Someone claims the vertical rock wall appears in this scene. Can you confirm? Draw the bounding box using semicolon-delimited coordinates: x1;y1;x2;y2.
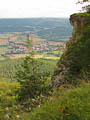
51;13;90;87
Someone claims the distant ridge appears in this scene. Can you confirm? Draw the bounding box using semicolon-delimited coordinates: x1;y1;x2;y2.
0;18;72;42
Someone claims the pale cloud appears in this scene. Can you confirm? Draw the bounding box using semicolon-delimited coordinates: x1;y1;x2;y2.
0;0;82;18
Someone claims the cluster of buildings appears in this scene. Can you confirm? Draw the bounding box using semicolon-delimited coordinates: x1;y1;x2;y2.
0;33;66;56
7;42;65;54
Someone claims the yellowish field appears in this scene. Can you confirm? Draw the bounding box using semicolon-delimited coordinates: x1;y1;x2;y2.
43;56;60;60
0;40;8;45
9;54;43;59
0;48;8;54
0;57;5;60
0;34;9;39
9;54;29;59
5;54;59;60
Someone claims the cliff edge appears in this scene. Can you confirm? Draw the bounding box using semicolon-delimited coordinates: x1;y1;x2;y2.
51;13;90;87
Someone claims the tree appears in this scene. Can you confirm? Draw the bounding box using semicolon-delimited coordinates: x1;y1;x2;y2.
77;0;90;4
77;0;90;13
82;5;90;13
16;35;49;102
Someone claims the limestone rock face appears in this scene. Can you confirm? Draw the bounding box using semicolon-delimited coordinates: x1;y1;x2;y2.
51;13;90;87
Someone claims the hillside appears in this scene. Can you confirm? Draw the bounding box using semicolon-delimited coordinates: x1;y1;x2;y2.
0;18;72;42
51;13;90;87
26;83;90;120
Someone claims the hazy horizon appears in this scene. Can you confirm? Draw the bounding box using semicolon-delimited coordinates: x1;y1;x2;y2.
0;17;69;19
0;0;85;18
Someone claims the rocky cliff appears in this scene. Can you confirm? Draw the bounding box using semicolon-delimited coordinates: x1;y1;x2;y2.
51;13;90;87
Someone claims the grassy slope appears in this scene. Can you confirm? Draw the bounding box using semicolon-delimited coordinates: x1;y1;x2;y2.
25;83;90;120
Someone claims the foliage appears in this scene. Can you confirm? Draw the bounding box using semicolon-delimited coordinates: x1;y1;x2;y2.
82;5;90;13
66;24;90;79
0;58;56;119
74;12;90;17
26;83;90;120
77;0;90;4
16;56;52;102
0;82;21;119
0;58;56;82
77;0;90;13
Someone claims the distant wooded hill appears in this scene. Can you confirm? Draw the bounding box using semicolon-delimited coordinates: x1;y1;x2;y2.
0;18;73;42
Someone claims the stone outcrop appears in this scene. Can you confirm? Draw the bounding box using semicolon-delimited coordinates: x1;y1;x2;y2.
51;13;90;87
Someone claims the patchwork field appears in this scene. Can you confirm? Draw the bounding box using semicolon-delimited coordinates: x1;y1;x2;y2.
0;32;65;60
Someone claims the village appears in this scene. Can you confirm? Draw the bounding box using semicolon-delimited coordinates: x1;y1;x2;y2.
9;42;65;54
0;32;66;58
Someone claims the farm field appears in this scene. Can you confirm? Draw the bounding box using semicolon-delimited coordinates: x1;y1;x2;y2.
0;18;72;60
0;32;65;60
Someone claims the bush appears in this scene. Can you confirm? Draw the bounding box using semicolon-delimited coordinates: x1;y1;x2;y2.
27;83;90;120
0;82;20;119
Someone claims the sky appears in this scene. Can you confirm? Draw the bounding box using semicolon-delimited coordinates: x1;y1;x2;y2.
0;0;84;18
